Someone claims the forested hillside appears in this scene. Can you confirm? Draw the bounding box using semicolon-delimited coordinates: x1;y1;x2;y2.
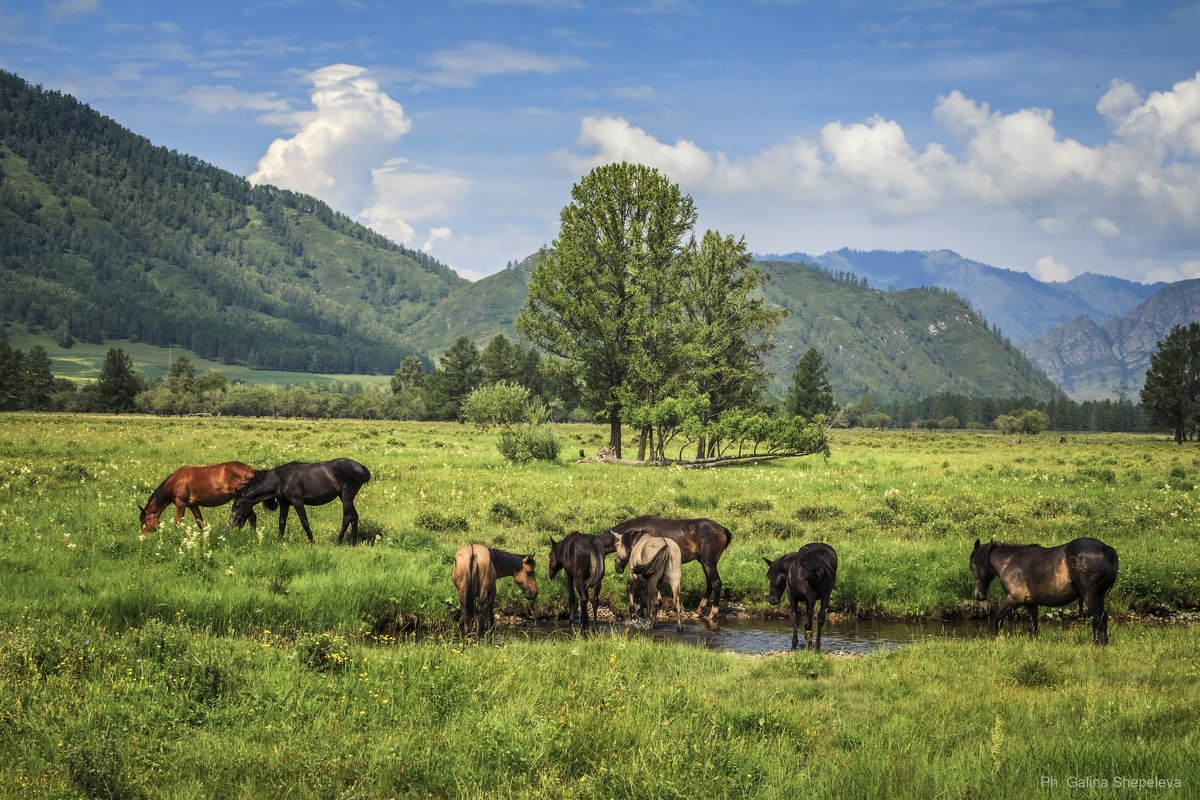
0;71;466;374
1;70;1063;406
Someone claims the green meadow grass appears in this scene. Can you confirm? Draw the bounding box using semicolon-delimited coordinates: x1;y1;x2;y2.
1;414;1198;797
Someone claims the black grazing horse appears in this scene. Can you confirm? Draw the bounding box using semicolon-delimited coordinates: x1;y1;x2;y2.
763;542;838;651
547;531;606;633
231;458;371;544
970;537;1119;645
607;515;731;617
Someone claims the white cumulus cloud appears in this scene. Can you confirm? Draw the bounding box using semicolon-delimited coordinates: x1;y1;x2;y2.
249;64;412;211
566;72;1200;282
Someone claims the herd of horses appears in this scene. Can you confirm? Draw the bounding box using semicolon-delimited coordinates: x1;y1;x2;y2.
138;461;1122;650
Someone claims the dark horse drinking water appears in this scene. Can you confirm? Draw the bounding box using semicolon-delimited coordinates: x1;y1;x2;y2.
139;461;257;535
547;531;605;633
763;542;838;651
231;458;370;544
970;537;1119;645
607;515;731;617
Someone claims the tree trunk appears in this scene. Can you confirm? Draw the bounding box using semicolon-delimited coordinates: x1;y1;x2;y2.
609;408;622;459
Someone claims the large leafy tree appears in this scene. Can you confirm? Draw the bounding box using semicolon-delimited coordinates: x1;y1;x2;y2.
786;346;838;420
517;162;696;457
1140;322;1200;444
677;230;785;458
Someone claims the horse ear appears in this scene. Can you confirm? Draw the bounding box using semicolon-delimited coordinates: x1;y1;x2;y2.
763;557;773;567
973;538;981;550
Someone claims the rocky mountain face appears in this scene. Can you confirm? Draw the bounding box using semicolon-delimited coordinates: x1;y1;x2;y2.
1022;280;1200;400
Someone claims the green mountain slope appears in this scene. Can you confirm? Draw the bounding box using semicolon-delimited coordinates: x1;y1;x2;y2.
1;70;1060;404
0;70;466;375
407;254;1059;406
755;259;1059;403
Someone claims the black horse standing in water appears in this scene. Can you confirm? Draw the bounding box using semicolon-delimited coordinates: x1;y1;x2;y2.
547;531;605;633
763;542;838;651
970;537;1119;645
232;458;371;544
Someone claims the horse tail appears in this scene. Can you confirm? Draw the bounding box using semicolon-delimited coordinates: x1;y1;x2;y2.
584;549;606;591
633;546;669;579
465;552;480;622
333;459;371;485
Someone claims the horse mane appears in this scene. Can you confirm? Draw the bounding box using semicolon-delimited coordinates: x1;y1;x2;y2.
795;547;834;580
148;479;173;508
489;548;532;573
238;464;291;497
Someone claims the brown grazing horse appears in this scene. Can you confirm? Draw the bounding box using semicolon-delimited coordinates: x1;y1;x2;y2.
452;545;538;637
970;537;1119;645
139;461;256;535
614;534;683;633
764;542;839;652
547;531;606;633
608;515;731;617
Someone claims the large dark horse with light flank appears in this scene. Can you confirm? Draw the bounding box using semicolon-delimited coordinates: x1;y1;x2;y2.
606;515;731;617
970;537;1119;645
231;458;371;544
139;461;256;535
763;542;839;651
548;531;606;633
452;545;538;637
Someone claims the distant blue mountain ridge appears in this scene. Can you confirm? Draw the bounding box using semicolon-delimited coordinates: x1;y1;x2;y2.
760;248;1194;401
762;248;1164;345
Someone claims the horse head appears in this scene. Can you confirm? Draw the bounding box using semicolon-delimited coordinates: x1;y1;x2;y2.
969;539;996;601
763;556;788;605
515;553;539;602
613;529;643;573
138;503;160;535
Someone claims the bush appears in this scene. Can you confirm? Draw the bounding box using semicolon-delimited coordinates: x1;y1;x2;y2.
498;424;561;463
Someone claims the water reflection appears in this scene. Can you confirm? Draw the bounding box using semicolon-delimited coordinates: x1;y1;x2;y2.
497;616;993;655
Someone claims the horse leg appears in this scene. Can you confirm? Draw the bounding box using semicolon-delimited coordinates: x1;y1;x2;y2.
1094;608;1109;645
814;593;829;652
646;578;659;631
992;596;1018;636
789;596;801;651
292;503;315;543
672;581;682;633
566;575;579;630
802;596;816;651
277;504;291;540
1084;589;1109;645
336;498;359;545
189;506;204;529
1027;604;1040;637
696;561;722;618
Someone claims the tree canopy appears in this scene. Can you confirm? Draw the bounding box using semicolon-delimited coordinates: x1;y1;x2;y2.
517;162;697;458
1140;322;1200;443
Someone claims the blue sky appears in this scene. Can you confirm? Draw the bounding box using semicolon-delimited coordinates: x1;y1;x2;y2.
3;1;1199;284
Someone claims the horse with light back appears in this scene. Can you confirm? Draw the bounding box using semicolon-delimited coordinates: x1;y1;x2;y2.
607;515;731;617
452;545;538;637
614;532;683;632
